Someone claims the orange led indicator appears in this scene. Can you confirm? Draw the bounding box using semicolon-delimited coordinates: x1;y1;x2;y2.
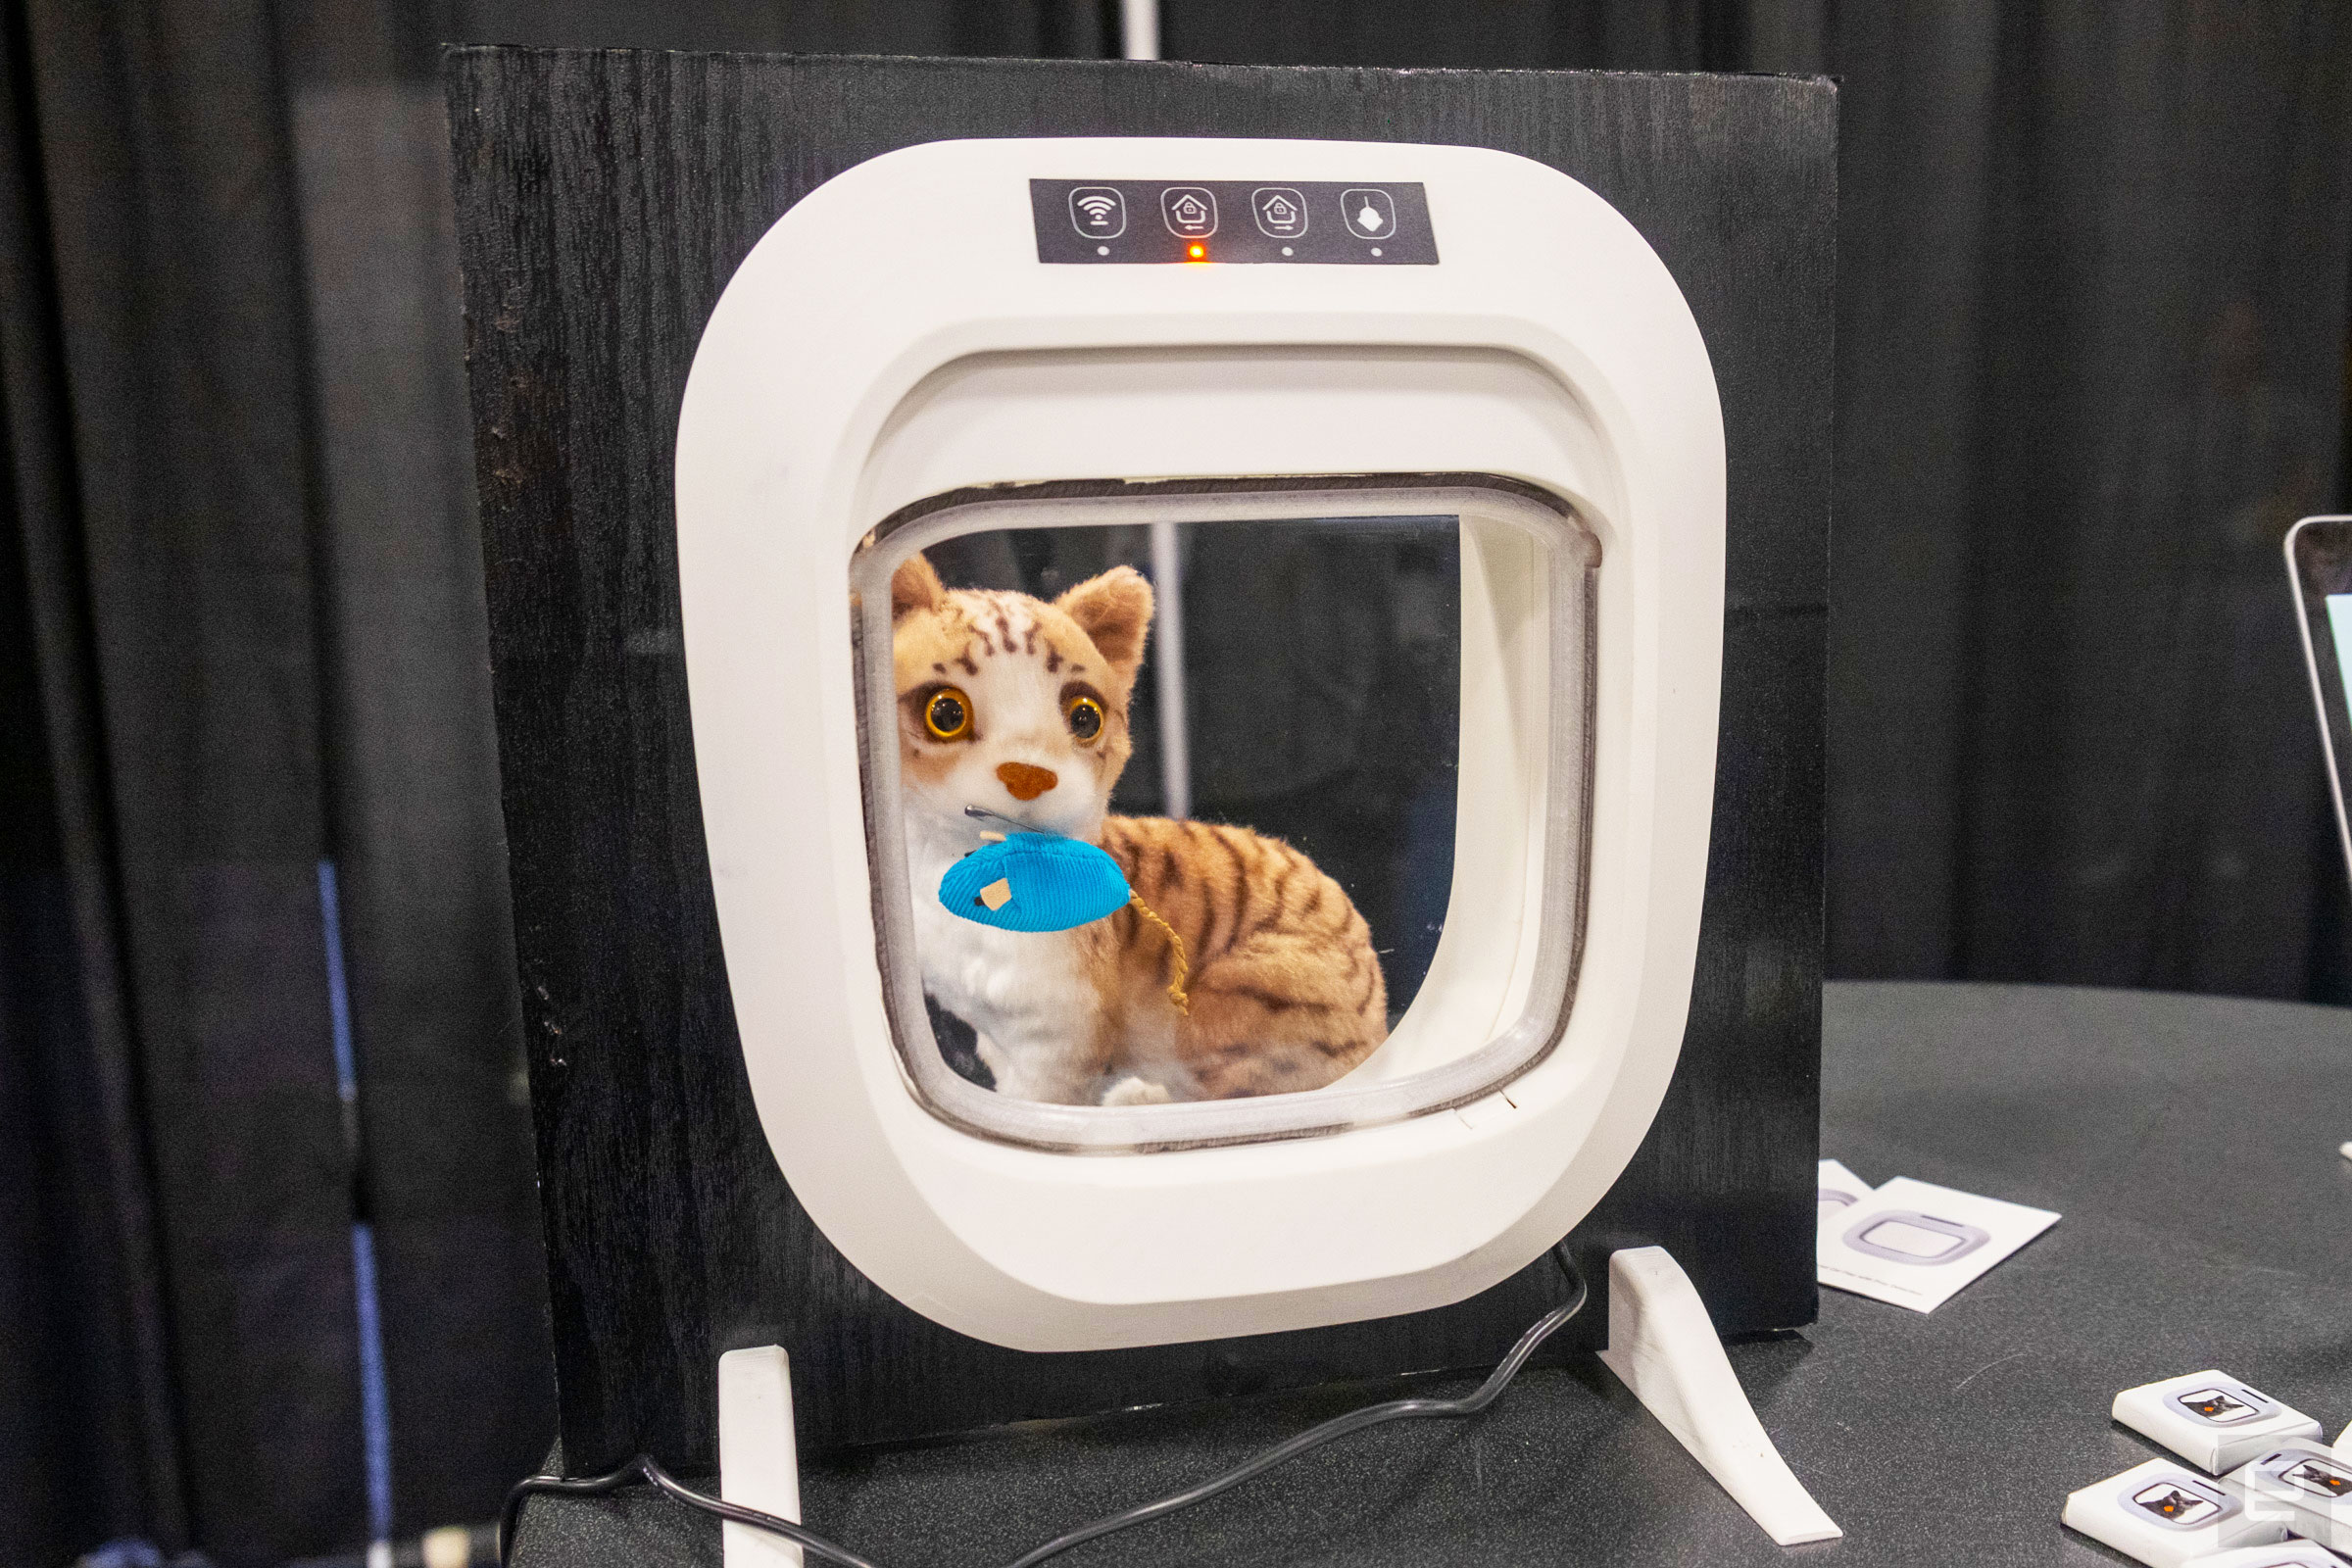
1187;243;1207;261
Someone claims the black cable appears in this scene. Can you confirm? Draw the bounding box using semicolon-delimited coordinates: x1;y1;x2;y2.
499;1249;1587;1568
498;1455;884;1568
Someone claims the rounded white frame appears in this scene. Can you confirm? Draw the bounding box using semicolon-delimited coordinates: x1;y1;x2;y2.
675;137;1725;1351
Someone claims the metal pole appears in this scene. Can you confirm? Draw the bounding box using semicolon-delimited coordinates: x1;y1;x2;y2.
1149;520;1192;819
1121;0;1189;819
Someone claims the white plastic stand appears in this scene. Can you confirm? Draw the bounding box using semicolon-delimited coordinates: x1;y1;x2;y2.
1597;1247;1842;1545
719;1347;804;1568
717;1249;1838;1561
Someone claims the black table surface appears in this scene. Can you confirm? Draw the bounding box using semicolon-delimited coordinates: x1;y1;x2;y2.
511;982;2352;1566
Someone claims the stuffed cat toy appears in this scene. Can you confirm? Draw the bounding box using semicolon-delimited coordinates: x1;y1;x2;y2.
890;552;1388;1106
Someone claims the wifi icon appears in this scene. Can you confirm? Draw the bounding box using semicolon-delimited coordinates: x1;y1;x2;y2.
1067;186;1127;239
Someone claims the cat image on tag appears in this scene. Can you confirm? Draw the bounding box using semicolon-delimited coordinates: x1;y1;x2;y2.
2281;1458;2352;1498
2130;1480;2226;1527
2175;1386;2265;1425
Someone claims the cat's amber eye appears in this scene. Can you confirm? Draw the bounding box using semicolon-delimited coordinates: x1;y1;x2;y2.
1063;694;1105;743
924;687;972;741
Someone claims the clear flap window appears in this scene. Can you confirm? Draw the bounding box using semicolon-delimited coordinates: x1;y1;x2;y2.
853;479;1596;1152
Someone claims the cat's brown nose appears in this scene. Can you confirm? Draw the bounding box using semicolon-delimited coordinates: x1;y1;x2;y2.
997;761;1057;801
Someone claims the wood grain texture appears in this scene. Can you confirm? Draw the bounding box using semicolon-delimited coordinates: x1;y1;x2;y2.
446;49;1833;1473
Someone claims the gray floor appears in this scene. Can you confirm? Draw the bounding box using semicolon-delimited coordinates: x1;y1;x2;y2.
513;982;2352;1565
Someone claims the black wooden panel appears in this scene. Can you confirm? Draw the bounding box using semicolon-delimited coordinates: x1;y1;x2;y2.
446;49;1834;1472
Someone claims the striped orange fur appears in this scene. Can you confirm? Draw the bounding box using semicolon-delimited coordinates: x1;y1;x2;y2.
890;551;1388;1105
1087;816;1388;1100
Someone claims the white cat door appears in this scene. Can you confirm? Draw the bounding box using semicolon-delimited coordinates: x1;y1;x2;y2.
675;137;1723;1349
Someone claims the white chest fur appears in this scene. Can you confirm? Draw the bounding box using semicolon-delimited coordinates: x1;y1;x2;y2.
904;815;1104;1103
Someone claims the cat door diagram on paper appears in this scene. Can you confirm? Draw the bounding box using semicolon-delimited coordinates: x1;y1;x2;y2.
1843;1211;1991;1265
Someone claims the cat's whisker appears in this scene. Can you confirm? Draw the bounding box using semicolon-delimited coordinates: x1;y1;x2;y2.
964;804;1051;838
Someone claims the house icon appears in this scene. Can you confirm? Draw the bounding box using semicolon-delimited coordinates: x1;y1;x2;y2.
1252;186;1309;238
1160;186;1218;236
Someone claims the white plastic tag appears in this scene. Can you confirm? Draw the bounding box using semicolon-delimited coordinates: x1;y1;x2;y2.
2231;1442;2352;1552
2063;1458;2283;1567
2178;1544;2351;1566
1817;1175;2058;1313
2114;1371;2324;1475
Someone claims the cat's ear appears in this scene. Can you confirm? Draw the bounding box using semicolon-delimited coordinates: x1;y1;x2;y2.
890;552;947;620
1056;565;1153;685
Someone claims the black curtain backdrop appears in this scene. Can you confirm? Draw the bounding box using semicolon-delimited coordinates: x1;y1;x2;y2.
2;1;2346;1564
5;3;359;1565
1162;0;2352;994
